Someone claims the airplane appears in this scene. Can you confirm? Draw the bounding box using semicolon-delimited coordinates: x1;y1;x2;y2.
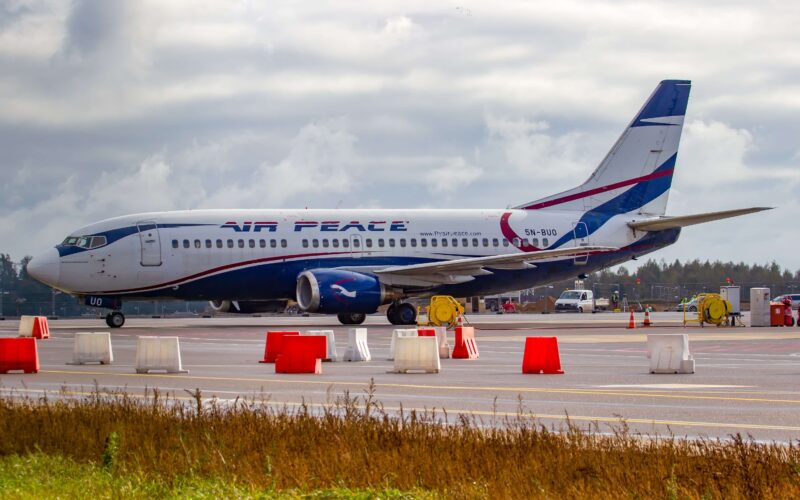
26;80;769;328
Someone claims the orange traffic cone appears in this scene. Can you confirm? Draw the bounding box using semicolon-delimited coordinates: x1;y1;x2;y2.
626;308;636;329
643;306;652;327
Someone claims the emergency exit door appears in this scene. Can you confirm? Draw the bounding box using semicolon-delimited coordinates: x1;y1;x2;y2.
137;221;162;266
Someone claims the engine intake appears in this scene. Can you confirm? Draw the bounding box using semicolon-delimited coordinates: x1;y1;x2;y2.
296;269;401;314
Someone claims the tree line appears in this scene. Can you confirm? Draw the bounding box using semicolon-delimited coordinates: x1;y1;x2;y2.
2;253;799;317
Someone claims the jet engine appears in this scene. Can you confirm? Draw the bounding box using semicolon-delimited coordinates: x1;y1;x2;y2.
296;269;402;314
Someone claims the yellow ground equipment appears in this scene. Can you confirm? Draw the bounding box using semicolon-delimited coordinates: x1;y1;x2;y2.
422;295;465;327
683;293;732;326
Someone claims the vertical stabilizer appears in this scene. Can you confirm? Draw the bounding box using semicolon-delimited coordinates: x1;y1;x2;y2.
517;80;691;216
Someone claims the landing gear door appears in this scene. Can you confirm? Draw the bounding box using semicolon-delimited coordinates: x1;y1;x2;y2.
572;221;589;265
136;221;162;266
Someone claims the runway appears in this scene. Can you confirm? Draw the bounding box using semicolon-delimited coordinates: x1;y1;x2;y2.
2;312;800;442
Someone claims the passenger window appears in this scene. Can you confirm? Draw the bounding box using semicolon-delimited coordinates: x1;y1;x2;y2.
581;293;587;300
431;239;437;247
238;239;244;248
531;238;538;246
472;238;478;247
523;238;530;247
378;239;385;248
542;238;549;247
366;238;372;248
183;240;190;249
513;237;521;246
389;238;395;247
259;239;266;248
333;239;340;248
482;238;489;247
400;239;406;247
343;239;349;248
502;238;509;247
227;239;233;248
312;239;319;248
205;239;212;248
281;239;287;248
249;239;255;248
353;239;360;248
492;238;499;247
270;239;277;248
421;238;427;247
410;238;417;247
194;240;201;248
216;239;223;248
322;239;329;248
172;240;179;249
302;239;309;248
462;238;468;247
441;239;447;247
452;238;458;247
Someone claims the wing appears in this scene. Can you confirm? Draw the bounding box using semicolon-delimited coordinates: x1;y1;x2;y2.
373;245;617;287
628;207;772;232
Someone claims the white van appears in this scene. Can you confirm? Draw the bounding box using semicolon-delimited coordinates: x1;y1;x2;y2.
554;290;595;313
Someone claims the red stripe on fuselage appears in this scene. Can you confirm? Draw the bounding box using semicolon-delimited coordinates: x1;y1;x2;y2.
521;168;674;210
91;251;352;295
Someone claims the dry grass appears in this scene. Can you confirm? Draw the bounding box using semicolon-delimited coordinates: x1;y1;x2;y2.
0;383;799;499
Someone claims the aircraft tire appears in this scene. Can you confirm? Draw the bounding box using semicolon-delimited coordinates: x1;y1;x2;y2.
106;311;125;328
337;312;366;325
395;303;417;325
386;303;400;325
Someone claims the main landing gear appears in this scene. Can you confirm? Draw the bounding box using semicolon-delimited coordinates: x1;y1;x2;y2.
105;311;125;328
337;312;366;325
387;302;417;325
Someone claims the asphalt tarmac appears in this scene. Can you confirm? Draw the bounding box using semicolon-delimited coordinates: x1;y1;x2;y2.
2;312;800;442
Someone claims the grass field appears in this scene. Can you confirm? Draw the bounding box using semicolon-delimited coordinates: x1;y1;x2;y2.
1;384;799;499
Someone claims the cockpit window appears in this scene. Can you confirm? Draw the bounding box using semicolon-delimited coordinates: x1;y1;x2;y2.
90;236;107;248
71;235;108;249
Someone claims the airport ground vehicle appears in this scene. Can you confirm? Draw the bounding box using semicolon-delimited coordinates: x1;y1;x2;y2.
26;80;769;328
555;290;595;313
674;298;699;312
773;294;800;309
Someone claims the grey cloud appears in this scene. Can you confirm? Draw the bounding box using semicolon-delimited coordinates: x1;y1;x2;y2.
0;1;797;269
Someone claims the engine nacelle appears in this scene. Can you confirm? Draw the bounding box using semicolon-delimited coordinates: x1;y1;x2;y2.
296;269;401;314
208;300;289;314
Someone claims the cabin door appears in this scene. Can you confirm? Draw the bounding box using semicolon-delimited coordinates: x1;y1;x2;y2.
137;221;162;266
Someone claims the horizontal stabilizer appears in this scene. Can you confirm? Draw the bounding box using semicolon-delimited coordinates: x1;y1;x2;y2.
627;207;772;232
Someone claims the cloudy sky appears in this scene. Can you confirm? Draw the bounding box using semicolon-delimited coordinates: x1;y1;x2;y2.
1;0;798;271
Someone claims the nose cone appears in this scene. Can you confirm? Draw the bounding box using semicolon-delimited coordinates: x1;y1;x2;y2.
27;248;60;287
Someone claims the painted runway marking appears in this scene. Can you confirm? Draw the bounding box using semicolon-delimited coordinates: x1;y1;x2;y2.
596;384;753;389
39;369;800;404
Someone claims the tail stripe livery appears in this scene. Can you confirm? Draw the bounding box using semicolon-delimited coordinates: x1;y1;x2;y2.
516;80;691;217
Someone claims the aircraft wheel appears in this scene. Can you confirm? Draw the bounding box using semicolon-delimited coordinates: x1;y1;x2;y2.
395;303;417;325
106;311;125;328
386;303;400;325
338;312;366;325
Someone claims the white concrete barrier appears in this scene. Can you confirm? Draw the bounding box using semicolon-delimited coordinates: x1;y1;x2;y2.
135;336;188;374
390;337;440;374
68;332;113;365
343;328;371;362
646;334;695;374
388;329;418;360
17;316;35;337
303;330;337;361
434;326;450;359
